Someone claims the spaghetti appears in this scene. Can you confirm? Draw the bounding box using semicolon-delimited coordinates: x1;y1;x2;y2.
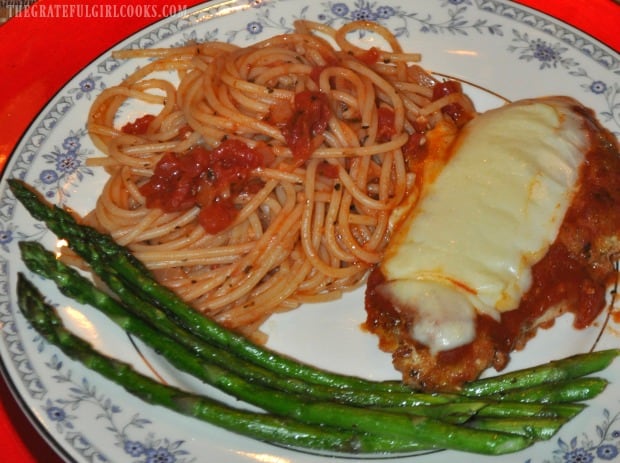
85;20;475;340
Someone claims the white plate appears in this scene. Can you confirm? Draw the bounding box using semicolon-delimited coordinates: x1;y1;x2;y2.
1;0;619;462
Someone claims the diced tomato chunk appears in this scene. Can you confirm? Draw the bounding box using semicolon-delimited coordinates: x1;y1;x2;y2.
432;80;472;128
376;106;396;142
199;197;238;234
357;47;381;66
139;139;265;233
317;162;340;179
139;152;201;211
282;90;332;162
121;114;156;135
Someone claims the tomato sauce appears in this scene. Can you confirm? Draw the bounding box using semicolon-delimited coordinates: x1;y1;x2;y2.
432;80;473;128
357;47;381;66
316;161;339;179
376;107;396;142
121;114;156;135
139;139;265;234
401;133;428;170
281;90;332;162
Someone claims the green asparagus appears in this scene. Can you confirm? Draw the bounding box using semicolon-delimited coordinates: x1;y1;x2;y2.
488;377;609;404
467;416;564;440
463;348;620;396
474;402;585;419
16;273;535;455
15;273;431;454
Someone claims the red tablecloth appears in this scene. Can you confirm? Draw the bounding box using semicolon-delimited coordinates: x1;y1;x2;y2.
0;1;618;461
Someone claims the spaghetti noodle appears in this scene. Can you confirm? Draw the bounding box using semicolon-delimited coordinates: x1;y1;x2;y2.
85;20;475;340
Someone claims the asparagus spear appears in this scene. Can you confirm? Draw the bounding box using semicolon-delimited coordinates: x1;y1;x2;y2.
463;349;620;396
467;417;564;441
487;378;609;404
16;273;536;455
14;272;427;454
474;402;585;419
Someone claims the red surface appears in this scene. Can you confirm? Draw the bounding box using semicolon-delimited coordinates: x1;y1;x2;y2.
0;0;618;461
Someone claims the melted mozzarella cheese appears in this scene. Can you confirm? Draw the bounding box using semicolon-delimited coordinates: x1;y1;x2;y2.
380;97;589;354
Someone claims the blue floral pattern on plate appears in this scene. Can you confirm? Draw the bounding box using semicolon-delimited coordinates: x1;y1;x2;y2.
1;0;618;462
526;409;620;463
42;353;193;462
